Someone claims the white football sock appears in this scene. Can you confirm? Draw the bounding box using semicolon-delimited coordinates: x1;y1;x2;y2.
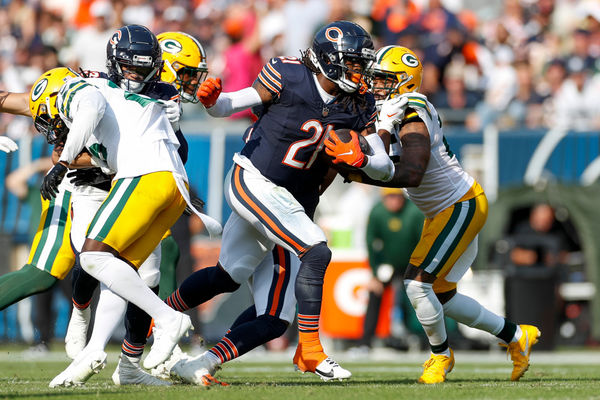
442;292;505;335
84;283;126;354
404;279;447;350
80;251;178;323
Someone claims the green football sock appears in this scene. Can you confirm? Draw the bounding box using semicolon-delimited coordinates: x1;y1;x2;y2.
0;264;57;311
158;235;180;300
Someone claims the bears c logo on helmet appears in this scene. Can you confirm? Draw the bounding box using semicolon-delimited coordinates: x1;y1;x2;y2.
109;30;122;46
401;53;419;68
325;27;343;42
160;39;183;54
31;79;48;102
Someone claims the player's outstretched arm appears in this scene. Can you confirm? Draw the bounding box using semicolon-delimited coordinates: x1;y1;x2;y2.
199;79;270;118
0;91;29;116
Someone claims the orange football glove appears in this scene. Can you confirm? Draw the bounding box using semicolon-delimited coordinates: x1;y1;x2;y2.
197;77;222;108
324;130;366;168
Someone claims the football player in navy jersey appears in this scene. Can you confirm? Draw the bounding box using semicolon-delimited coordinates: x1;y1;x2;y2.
150;21;395;382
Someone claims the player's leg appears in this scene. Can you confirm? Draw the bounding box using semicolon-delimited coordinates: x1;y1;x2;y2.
113;245;170;386
404;187;487;384
173;246;294;386
226;165;334;373
64;191;108;359
0;186;74;310
82;173;189;369
434;241;540;381
51;173;188;387
158;233;179;300
0;265;57;310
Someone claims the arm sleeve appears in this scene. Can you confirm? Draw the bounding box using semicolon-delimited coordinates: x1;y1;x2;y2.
360;133;395;182
206;87;263;118
59;88;106;164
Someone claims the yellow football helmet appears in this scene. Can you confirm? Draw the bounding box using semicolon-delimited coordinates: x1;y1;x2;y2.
29;67;78;144
371;46;422;105
157;31;208;103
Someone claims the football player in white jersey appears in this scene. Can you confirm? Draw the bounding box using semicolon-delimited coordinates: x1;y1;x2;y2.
350;45;540;384
0;56;185;386
28;67;221;387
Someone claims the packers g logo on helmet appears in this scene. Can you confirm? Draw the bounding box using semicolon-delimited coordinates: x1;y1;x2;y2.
401;53;419;68
30;79;49;102
160;39;183;54
29;67;78;144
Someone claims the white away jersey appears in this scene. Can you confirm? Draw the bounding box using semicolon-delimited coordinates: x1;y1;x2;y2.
56;77;186;182
390;94;474;217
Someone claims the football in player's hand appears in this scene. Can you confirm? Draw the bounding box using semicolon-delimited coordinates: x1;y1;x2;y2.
321;128;372;171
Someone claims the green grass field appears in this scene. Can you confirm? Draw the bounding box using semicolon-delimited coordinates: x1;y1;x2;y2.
1;348;599;400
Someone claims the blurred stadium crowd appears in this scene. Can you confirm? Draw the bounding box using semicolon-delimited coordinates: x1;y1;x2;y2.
2;0;600;137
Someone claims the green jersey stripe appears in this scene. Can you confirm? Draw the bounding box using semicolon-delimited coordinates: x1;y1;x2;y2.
431;198;477;275
421;203;463;270
29;197;56;267
62;82;91;119
87;179;124;237
92;177;141;242
43;191;72;272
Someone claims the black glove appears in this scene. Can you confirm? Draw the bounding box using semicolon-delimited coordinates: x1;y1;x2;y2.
183;195;206;216
41;163;68;200
66;168;112;191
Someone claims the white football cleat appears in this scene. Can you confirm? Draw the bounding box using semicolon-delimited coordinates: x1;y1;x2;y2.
170;352;215;385
65;307;91;360
150;344;189;379
49;350;107;388
112;354;171;386
313;357;352;382
143;312;193;369
171;352;227;387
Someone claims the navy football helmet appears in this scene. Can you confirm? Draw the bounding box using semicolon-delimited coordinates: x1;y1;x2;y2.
106;25;162;93
308;20;375;93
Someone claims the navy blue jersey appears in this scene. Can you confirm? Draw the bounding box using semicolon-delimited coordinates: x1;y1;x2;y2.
241;57;377;216
83;70;188;164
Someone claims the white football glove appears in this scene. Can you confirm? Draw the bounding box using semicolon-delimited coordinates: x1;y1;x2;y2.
157;99;182;131
377;96;409;133
0;136;18;153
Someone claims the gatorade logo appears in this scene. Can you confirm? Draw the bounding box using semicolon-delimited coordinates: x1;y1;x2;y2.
333;268;371;316
31;79;48;102
402;53;419;68
160;39;182;54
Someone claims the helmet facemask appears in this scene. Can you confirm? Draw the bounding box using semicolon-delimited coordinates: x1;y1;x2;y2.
113;60;162;93
33;99;69;145
371;69;413;109
310;46;375;94
164;60;208;103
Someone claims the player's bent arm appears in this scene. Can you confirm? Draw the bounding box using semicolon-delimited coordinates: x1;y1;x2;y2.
348;121;430;188
0;91;30;116
205;86;265;118
58;89;106;165
360;128;395;182
52;145;94;168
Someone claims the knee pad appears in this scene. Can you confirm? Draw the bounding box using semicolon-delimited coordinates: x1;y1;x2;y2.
80;251;111;276
256;314;288;341
297;242;331;282
138;267;160;288
404;279;443;324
